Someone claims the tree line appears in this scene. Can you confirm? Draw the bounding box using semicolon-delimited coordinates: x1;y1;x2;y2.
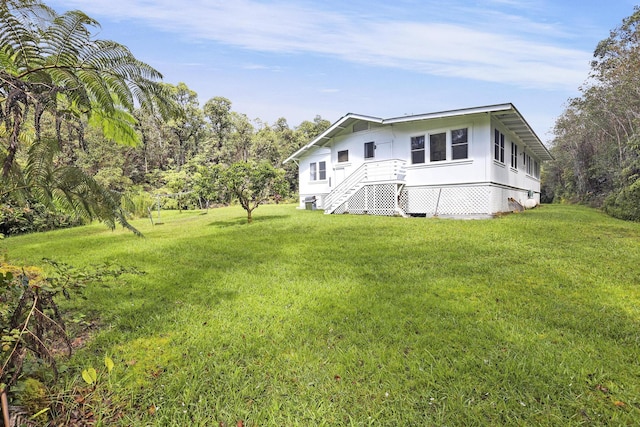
544;7;640;221
0;0;329;236
76;84;329;217
5;0;640;238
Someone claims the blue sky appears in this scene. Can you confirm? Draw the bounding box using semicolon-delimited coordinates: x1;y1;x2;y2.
47;0;637;143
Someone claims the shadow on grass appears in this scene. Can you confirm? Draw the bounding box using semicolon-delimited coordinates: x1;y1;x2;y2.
111;285;239;335
207;215;289;227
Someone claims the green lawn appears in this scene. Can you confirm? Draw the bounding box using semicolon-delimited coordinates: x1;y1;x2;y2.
3;204;640;425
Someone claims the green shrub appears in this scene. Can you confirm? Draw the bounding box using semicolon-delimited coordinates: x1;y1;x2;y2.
603;178;640;221
123;189;155;218
0;200;85;237
15;378;48;414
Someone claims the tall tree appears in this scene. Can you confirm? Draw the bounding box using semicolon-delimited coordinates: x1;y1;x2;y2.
164;83;206;169
546;7;640;219
203;96;233;162
222;112;254;164
0;0;171;229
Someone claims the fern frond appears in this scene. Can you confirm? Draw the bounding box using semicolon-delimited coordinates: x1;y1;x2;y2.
0;5;39;72
41;10;98;67
88;106;140;146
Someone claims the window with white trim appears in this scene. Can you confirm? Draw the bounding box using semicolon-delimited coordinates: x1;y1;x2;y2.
338;150;349;163
309;161;326;181
364;141;375;159
309;162;317;181
511;142;518;168
524;153;533;175
451;128;468;160
429;132;446;162
494;129;505;163
411;135;425;164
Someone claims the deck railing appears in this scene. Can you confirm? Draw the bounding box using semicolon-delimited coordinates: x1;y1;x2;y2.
324;159;406;214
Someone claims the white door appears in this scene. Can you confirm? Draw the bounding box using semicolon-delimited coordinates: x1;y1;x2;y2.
376;141;392;160
334;167;346;187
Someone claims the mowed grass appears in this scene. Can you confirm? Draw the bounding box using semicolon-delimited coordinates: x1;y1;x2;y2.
3;204;640;426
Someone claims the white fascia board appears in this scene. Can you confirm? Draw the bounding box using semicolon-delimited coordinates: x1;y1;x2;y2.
384;103;514;124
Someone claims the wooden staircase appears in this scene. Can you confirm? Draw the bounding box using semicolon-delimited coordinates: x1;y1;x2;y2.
324;159;407;216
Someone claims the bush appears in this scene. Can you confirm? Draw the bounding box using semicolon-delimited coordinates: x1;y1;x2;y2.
603;178;640;221
0;201;85;237
1;258;143;422
123;188;155;218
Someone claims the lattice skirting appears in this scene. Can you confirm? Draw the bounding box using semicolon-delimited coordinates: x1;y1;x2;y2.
399;184;530;217
333;183;532;217
335;184;398;216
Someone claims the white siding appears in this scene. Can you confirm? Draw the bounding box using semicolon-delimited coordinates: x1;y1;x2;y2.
297;147;330;208
295;110;545;214
490;117;542;205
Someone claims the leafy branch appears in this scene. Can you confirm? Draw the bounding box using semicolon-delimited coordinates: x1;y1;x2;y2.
0;258;143;423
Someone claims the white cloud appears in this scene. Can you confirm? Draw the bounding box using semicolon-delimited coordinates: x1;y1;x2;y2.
49;0;592;90
242;64;283;72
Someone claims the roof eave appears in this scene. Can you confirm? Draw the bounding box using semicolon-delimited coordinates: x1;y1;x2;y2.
284;103;553;163
384;103;514;124
283;113;383;164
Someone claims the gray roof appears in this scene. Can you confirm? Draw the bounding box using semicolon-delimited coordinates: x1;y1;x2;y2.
284;103;552;163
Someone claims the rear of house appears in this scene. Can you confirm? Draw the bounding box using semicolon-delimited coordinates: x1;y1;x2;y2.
285;104;552;218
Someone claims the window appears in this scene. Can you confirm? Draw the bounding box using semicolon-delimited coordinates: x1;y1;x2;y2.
310;161;326;180
430;132;446;162
511;142;518;168
524;153;533;175
494;129;504;163
338;150;349;163
412;127;469;164
309;162;317;181
364;141;375;159
451;128;468;160
534;160;540;178
411;135;425;164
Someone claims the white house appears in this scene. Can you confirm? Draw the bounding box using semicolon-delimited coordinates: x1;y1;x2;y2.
284;103;553;218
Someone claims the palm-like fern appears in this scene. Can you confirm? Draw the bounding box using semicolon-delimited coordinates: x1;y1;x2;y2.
1;137;141;235
1;0;173;232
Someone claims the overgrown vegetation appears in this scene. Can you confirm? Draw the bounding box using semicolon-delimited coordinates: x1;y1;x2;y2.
544;7;640;220
2;204;639;425
0;0;175;235
0;257;141;426
1;1;328;238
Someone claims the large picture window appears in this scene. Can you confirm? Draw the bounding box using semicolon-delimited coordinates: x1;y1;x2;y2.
451;128;468;160
430;132;446;162
411;127;470;164
411;135;425;164
364;141;375;159
494;129;505;163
